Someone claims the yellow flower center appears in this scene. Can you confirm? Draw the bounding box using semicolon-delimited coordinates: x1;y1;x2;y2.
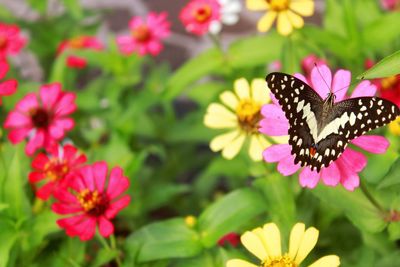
132;25;152;42
193;5;212;23
266;0;290;12
381;75;397;90
77;189;109;216
236;98;262;133
44;158;69;181
68;36;86;49
262;255;297;267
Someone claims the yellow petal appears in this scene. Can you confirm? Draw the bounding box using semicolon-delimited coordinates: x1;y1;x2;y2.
308;255;340;267
249;135;271;161
251;79;270;104
272;135;289;144
234;78;250;99
287;10;304;29
262;223;282;259
288;223;306;260
204;113;237;129
290;0;315;16
220;90;239;110
294;227;319;264
222;133;246;159
210;130;240;152
246;0;269;11
252;227;269;256
257;12;277;32
277;11;293;36
227;259;258;267
241;231;268;261
207;103;237;119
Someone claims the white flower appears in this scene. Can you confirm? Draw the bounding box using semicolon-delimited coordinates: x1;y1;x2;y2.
209;0;242;34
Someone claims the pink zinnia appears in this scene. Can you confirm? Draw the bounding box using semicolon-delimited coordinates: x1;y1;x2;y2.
0;22;26;60
260;65;390;191
57;36;103;69
29;144;87;200
4;83;76;156
52;161;131;241
116;12;170;56
301;54;327;79
0;61;17;105
180;0;221;35
380;0;400;10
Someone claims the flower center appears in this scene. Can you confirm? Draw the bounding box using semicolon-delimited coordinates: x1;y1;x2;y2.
30;108;51;129
44;158;69;181
381;75;398;90
77;189;109;216
266;0;290;12
68;36;86;49
193;5;212;23
262;255;297;267
0;36;7;49
236;99;262;133
132;25;152;42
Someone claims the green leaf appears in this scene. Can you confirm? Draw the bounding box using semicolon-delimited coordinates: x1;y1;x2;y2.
24;211;60;249
324;0;347;37
281;38;299;74
0;218;17;267
28;0;48;13
198;188;266;247
60;0;83;19
358;50;400;79
90;248;119;267
363;149;398;184
377;157;400;189
125;218;202;262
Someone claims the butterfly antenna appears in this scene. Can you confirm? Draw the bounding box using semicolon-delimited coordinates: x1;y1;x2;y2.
314;63;332;93
332;76;366;95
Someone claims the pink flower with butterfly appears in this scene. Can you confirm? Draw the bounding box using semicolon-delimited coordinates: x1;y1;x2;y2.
260;65;394;191
4;83;76;156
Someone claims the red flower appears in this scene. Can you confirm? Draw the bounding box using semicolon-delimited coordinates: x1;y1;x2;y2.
180;0;221;35
0;22;26;60
217;232;240;247
29;144;87;200
57;36;103;69
52;162;131;241
0;61;17;105
4;83;76;156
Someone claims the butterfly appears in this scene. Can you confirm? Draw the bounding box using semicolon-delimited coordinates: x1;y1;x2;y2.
265;72;400;172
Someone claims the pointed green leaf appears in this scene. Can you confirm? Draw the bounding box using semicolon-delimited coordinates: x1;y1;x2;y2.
358;50;400;79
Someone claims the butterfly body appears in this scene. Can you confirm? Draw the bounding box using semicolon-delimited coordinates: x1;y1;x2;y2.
266;72;400;172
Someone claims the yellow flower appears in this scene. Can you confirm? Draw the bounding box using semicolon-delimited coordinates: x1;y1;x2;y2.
227;222;340;267
389;116;400;136
246;0;315;35
204;78;274;161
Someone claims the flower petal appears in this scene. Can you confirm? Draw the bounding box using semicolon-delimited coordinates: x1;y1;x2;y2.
210;129;241;152
105;195;131;219
290;0;314;16
251;78;270;104
260;104;289;136
220;90;239;110
338;148;367;173
320;162;340;186
351;80;376;98
98;216;114;237
351;135;389;154
257;12;277;33
222;133;246;159
294;227;319;264
307;255;340;267
277;155;301;176
262;223;282;258
246;0;269;10
241;231;268;261
227;259;258;267
310;64;332;99
288;223;306;260
263;144;291;163
331;69;351;102
234;78;250;99
299;168;320;188
106;167;130;199
287;10;304;29
277;11;293;36
249;135;271;161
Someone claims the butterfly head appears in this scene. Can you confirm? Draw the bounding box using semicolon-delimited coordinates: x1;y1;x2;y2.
324;92;336;106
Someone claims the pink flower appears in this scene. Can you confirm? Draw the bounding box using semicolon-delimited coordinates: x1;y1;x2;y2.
301;54;327;79
180;0;221;35
4;83;76;156
260;65;390;191
29;144;87;200
0;61;17;105
217;232;240;247
0;22;26;60
57;36;103;69
380;0;400;10
52;161;131;241
116;12;170;56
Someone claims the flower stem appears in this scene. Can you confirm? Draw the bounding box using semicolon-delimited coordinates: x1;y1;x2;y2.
110;234;122;267
208;33;223;51
359;180;386;215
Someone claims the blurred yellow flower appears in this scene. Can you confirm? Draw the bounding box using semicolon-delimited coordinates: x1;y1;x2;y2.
185;215;197;227
246;0;315;35
204;78;273;161
389;117;400;136
227;222;340;267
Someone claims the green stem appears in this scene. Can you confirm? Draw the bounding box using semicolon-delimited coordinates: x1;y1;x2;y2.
97;233;111;250
208;33;223;51
359;180;386;215
110;234;122;267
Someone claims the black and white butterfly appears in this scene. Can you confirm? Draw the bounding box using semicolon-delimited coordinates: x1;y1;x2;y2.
265;72;400;172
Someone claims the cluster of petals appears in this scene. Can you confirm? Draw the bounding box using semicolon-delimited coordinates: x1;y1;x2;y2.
260;65;390;191
0;61;17;105
57;36;103;69
180;0;241;35
52;161;131;241
227;222;340;267
246;0;314;35
0;22;26;60
29;144;87;200
117;12;171;56
4;83;76;156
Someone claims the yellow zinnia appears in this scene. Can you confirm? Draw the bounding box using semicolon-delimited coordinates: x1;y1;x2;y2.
246;0;315;35
227;222;340;267
204;78;274;161
389;116;400;136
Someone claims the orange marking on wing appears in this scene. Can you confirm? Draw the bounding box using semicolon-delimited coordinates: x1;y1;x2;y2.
309;147;316;157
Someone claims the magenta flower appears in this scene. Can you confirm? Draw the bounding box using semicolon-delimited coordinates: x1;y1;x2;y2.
301;54;327;79
0;22;26;60
260;65;390;191
0;61;17;105
380;0;400;10
116;12;170;56
52;161;131;241
4;83;76;156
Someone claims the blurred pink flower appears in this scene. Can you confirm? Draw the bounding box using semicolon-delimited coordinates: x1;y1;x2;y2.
260;65;390;191
381;0;400;10
0;61;17;105
52;161;131;241
57;36;103;69
180;0;221;35
117;12;170;56
4;83;76;156
301;54;327;79
29;144;87;200
0;22;26;60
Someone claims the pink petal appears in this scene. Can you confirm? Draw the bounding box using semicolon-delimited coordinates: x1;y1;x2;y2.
98;216;114;237
79;165;95;191
105;195;131;219
332;69;351;102
310;64;332;98
40;83;61;110
53;188;79;203
0;61;9;79
340;171;360;191
293;73;308;84
351;135;389;154
337;148;367;173
277;156;301;176
263;144;292;163
320;162;340;186
106;167;130;199
0;80;17;95
299;168;320;188
93;161;107;193
55;93;77;116
270;92;279;105
28;171;45;183
351;80;377;98
31;153;49;169
36;182;56;200
15;93;38;113
259;104;289;136
4;111;31;128
7;127;31;144
25;130;45;156
52;202;82;214
77;217;97;241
